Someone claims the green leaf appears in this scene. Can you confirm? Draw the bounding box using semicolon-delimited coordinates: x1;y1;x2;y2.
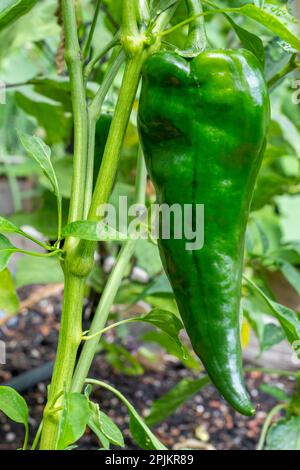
135;240;162;276
88;403;110;450
245;277;300;345
0;0;38;32
129;409;167;450
0;269;20;315
0;234;18;272
0;216;22;235
261;323;285;353
88;381;167;450
57;393;91;450
18;131;60;199
145;376;210;427
62;220;129;242
0;386;28;424
224;14;265;64
260;384;289;402
14;256;64;288
280;262;300;296
142;330;200;370
153;0;179;15
137;309;184;353
239;4;300;51
102;341;144;376
266;416;300;450
15;90;72;144
146;274;173;295
98;410;124;448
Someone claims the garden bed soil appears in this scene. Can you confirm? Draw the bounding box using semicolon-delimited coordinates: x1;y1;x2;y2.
0;288;295;450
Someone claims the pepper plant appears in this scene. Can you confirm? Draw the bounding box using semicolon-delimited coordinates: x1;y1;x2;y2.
0;0;300;451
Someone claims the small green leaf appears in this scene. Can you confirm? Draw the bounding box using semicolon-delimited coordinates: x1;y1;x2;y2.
261;323;285;353
0;269;20;315
260;384;289;402
18;131;60;199
224;15;265;64
137;309;184;353
129;408;167;450
0;217;22;235
142;330;200;370
88;403;110;449
102;341;144;376
14;256;64;288
99;411;124;447
145;376;210;426
266;416;300;450
87;380;167;450
280;262;300;296
0;234;18;272
62;220;129;242
57;393;91;450
245;277;300;345
0;0;38;32
0;386;28;425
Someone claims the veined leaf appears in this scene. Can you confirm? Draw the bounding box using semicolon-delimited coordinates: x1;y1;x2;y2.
0;0;38;32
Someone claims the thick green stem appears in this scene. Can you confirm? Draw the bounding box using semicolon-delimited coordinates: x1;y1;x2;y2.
88;53;145;220
183;0;207;55
62;0;88;229
68;49;147;275
40;274;86;449
71;241;135;392
84;50;126;217
71;151;147;392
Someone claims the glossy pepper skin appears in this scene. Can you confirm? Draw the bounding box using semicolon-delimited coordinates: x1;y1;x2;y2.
138;49;270;416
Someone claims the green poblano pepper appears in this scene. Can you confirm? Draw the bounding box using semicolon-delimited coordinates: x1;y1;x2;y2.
138;49;270;416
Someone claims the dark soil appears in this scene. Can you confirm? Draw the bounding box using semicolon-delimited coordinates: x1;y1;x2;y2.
0;289;295;450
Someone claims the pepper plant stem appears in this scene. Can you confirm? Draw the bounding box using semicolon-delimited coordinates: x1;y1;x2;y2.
84;50;126;217
71;152;147;393
40;274;86;449
62;0;88;229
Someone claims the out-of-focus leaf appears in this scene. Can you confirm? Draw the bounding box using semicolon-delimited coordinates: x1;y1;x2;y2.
18;132;60;199
260;383;289;402
142;330;200;370
135;240;162;276
14;256;63;288
145;376;210;426
101;341;144;376
280;262;300;295
15;89;72;144
0;0;38;32
0;269;20;315
261;323;285;352
0;234;18;272
277;195;300;244
245;277;300;345
266;416;300;450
